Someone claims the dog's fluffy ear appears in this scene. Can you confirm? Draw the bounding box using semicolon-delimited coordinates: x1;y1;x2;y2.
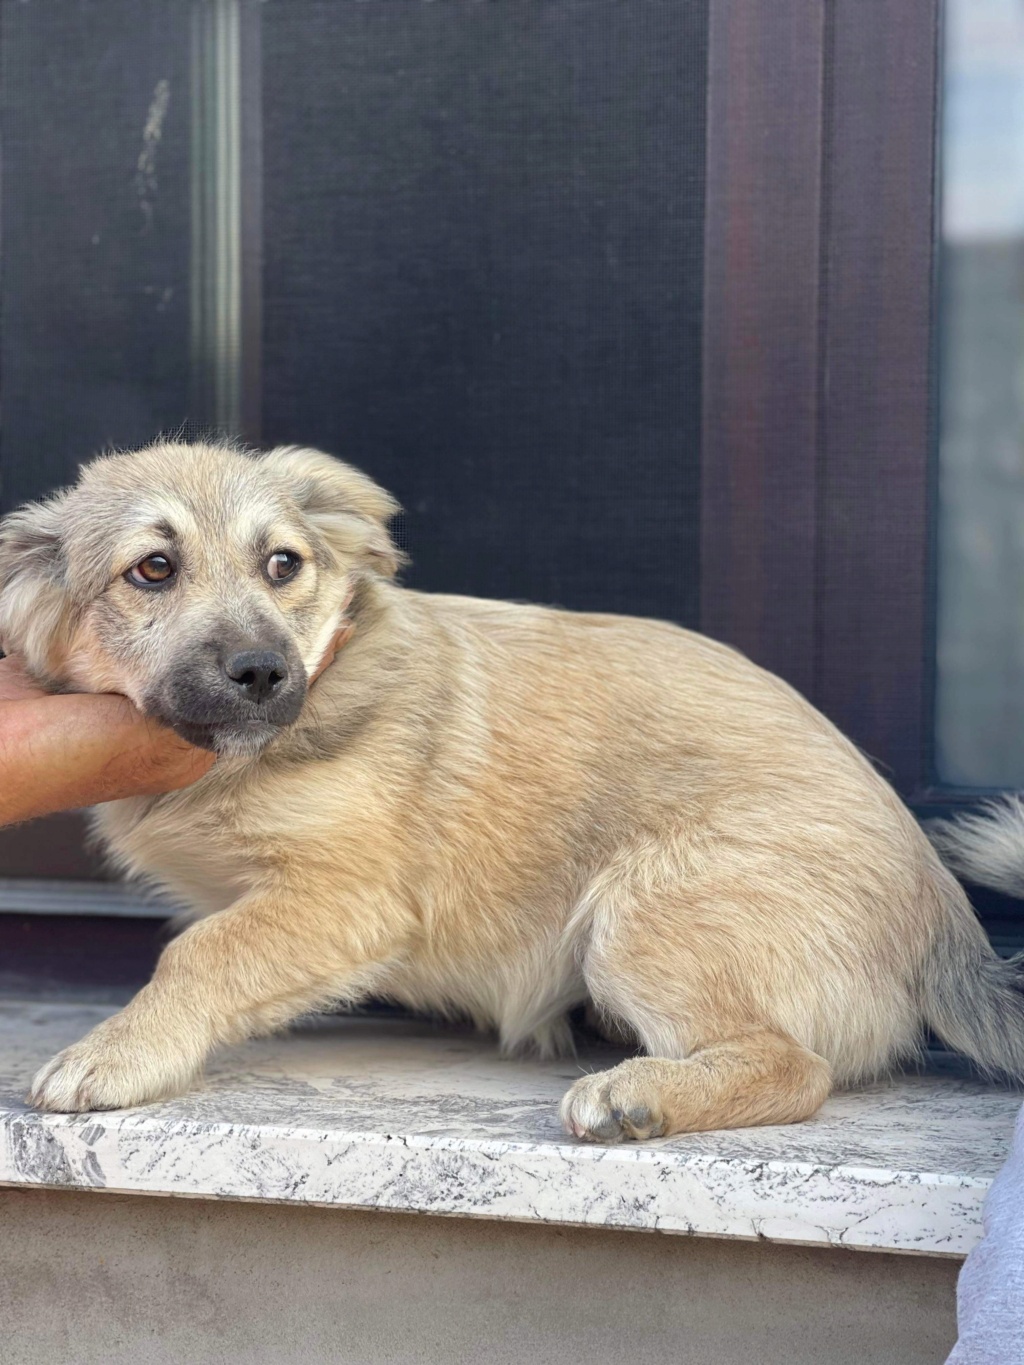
0;495;73;674
266;445;405;578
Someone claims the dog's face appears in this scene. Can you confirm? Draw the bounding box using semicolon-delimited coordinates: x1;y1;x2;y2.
0;441;402;756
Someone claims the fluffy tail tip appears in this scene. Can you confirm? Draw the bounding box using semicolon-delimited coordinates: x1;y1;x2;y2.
928;795;1024;898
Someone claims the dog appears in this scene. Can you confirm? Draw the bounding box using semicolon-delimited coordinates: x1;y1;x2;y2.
1;439;1022;1138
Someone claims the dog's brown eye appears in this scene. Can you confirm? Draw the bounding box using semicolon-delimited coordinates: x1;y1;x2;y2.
127;554;175;586
267;550;301;582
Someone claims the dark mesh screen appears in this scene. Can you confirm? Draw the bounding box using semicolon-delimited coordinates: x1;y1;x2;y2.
261;0;707;622
0;0;192;511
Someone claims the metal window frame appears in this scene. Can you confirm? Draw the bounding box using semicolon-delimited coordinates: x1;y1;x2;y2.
700;0;945;807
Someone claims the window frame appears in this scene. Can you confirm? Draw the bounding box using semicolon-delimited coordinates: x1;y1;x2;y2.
2;0;1008;963
700;0;950;812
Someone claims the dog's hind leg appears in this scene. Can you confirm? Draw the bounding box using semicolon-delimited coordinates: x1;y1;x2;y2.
560;1031;831;1141
28;884;413;1112
560;866;839;1141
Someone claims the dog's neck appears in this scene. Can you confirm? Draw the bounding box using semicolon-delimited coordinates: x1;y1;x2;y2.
272;575;403;765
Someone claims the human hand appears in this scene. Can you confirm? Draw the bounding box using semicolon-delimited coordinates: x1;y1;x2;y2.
0;654;216;795
0;645;214;820
0;618;350;822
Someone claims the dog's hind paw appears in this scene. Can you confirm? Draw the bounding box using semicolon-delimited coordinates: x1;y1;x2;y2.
560;1062;668;1143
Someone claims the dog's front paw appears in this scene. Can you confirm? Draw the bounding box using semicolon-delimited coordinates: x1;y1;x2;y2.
28;1011;201;1113
560;1062;668;1143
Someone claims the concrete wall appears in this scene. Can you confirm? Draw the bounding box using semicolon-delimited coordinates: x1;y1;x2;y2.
0;1188;960;1365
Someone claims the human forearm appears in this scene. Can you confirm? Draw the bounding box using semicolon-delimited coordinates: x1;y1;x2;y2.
0;617;348;827
0;693;215;826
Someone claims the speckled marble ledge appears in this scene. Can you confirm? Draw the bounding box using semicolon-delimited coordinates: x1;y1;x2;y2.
0;1000;1018;1257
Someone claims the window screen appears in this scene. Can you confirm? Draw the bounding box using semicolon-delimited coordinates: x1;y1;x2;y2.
260;1;706;621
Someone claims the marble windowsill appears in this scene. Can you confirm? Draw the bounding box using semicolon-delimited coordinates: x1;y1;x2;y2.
0;999;1018;1258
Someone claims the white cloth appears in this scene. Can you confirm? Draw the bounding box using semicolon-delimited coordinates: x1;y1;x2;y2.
947;1103;1024;1363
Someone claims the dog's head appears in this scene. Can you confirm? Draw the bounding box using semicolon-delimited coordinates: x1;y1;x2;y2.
0;440;402;756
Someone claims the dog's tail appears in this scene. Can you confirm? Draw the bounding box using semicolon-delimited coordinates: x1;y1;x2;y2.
922;798;1024;1080
929;796;1024;897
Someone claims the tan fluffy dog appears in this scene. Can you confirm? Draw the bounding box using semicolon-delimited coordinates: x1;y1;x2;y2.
1;440;1021;1138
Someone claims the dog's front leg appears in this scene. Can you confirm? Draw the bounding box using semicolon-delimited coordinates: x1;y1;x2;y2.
28;889;406;1112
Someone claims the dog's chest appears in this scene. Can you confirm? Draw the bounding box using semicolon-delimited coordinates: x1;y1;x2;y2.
92;795;258;916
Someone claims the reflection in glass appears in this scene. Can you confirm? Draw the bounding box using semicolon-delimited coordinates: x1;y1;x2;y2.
190;0;244;436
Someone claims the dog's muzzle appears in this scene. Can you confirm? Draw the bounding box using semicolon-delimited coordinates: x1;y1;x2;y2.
145;636;307;754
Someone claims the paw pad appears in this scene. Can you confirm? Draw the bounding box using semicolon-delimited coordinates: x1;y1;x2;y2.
560;1067;667;1143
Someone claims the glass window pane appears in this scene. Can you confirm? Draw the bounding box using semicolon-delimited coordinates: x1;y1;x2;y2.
936;0;1024;786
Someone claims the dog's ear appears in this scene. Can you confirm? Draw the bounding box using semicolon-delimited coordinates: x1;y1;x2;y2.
266;445;405;578
0;494;74;674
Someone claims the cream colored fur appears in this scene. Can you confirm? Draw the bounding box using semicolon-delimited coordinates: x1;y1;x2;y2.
0;440;1017;1139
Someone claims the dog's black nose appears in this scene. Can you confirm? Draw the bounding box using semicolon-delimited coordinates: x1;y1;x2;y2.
224;650;289;704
